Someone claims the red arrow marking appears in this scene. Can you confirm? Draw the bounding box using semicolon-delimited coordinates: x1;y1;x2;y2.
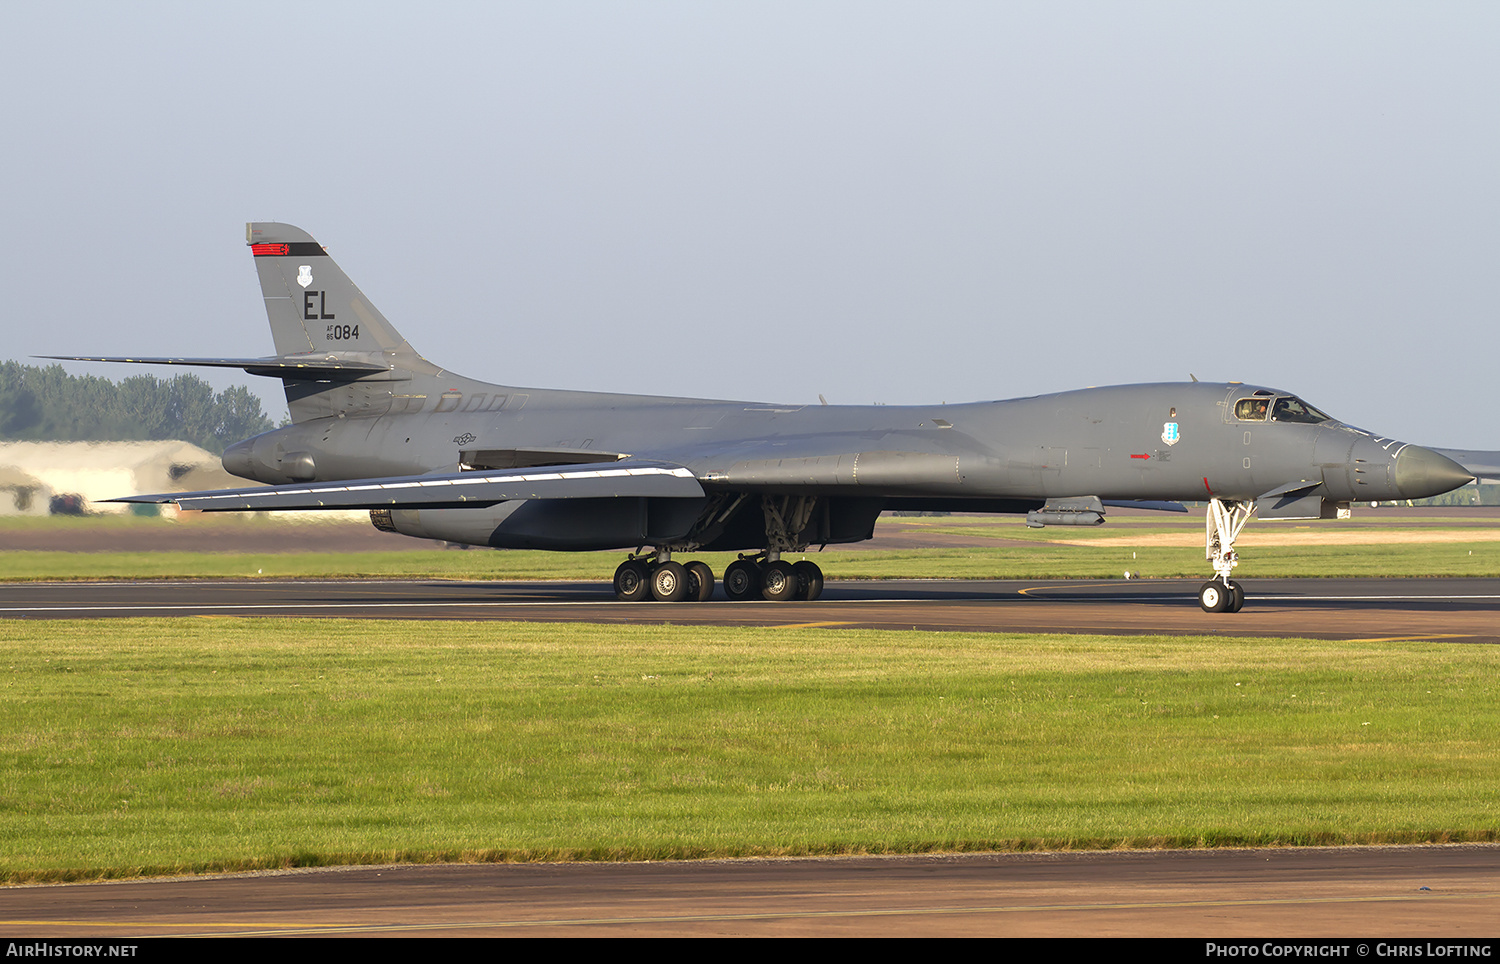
1130;453;1151;460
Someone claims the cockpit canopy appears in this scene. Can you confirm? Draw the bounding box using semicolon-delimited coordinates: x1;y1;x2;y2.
1233;391;1333;425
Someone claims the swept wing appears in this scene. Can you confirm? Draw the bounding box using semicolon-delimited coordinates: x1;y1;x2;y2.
115;460;702;511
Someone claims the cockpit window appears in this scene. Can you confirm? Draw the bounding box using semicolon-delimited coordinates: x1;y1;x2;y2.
1271;396;1332;424
1234;398;1270;421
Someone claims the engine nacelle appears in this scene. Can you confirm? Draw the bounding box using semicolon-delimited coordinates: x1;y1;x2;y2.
370;498;710;550
370;503;524;546
223;428;320;484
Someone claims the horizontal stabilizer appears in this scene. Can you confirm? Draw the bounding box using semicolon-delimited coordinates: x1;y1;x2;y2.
40;354;391;380
112;461;704;511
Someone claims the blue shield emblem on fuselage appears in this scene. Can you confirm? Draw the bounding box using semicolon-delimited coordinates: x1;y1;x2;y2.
1162;421;1180;446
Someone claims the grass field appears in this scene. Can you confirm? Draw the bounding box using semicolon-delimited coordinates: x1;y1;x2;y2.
1;619;1496;882
4;510;1498;581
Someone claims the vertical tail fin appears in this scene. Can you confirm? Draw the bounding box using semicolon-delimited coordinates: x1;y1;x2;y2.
246;222;419;358
246;223;443;422
43;223;453;426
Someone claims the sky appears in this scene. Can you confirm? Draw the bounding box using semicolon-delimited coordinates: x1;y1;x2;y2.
2;2;1497;447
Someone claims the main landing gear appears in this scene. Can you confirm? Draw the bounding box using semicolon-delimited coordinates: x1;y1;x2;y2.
613;555;716;603
613;552;824;602
723;554;824;602
613;494;827;602
1200;497;1253;613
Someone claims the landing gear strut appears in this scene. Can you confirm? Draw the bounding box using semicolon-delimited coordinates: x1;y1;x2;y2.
1200;497;1253;613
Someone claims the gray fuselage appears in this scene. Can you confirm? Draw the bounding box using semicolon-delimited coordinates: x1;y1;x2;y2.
221;377;1462;552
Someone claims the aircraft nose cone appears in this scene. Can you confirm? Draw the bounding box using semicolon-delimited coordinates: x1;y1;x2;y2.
1394;444;1473;499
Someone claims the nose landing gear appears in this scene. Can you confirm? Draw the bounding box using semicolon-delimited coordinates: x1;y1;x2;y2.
1201;497;1254;613
1198;578;1245;613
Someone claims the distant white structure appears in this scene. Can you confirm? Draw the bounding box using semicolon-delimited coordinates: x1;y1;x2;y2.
0;440;369;522
0;440;236;515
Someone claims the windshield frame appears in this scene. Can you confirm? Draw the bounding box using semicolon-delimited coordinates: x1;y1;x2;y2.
1269;395;1333;425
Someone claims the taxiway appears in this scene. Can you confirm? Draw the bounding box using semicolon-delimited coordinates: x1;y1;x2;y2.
0;846;1496;937
3;576;1497;643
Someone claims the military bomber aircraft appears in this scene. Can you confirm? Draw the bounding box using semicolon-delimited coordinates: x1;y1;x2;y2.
53;223;1477;612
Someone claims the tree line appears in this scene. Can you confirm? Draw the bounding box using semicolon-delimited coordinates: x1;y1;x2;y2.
0;362;275;456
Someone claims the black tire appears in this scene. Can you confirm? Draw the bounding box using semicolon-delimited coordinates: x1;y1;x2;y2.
650;561;689;602
792;560;823;601
1227;580;1245;613
685;561;715;601
614;560;651;602
761;560;799;601
723;560;761;601
1199;580;1230;613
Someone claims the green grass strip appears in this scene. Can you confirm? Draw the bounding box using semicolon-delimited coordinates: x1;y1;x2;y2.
0;619;1496;882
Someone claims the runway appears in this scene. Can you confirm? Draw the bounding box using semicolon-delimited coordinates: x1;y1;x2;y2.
1;846;1497;937
3;576;1498;643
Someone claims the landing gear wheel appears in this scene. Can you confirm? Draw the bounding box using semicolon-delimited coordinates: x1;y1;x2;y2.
614;560;651;602
1227;580;1245;613
1199;580;1231;613
761;560;799;601
792;560;823;601
723;560;761;601
685;561;715;602
650;561;689;602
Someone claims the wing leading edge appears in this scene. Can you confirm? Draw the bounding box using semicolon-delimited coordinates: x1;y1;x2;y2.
114;460;703;511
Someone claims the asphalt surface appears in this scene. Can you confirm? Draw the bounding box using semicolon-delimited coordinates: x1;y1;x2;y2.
1;847;1497;937
4;575;1497;937
3;576;1498;643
